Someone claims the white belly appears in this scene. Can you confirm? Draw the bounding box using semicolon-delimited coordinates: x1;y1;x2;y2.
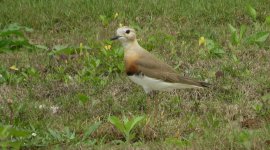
128;74;201;94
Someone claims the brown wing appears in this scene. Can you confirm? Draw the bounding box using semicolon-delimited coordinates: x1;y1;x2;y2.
135;51;209;87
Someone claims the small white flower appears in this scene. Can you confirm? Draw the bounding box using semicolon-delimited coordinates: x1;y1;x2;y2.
0;74;3;78
32;133;37;137
50;106;59;114
39;104;46;109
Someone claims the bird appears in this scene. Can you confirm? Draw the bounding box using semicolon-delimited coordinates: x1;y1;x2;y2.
111;26;210;113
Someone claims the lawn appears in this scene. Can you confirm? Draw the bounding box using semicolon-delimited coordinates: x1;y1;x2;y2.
0;0;270;149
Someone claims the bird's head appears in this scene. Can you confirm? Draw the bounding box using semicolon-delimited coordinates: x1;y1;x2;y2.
111;26;137;45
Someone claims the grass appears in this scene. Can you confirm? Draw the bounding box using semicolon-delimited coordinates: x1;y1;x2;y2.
0;0;270;149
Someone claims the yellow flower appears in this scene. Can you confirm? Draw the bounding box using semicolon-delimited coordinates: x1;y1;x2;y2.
119;23;123;27
104;45;111;50
9;65;19;71
199;36;206;46
114;13;119;19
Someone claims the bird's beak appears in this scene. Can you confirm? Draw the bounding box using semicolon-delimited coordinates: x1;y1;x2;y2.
110;36;122;41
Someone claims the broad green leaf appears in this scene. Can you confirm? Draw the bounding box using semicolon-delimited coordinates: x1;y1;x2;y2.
1;23;20;32
231;54;238;62
235;130;251;143
24;27;33;32
101;49;107;56
0;125;30;137
10;39;32;48
0;23;32;36
228;24;237;33
228;24;242;45
53;44;69;51
117;63;124;72
68;132;75;140
0;125;10;138
95;59;100;67
266;16;270;25
253;103;262;112
246;32;269;44
123;116;129;125
206;39;215;50
205;39;226;58
210;48;225;58
0;39;10;49
0;30;24;37
76;93;90;105
125;116;145;133
7;23;33;32
253;32;269;43
108;116;125;133
6;23;21;30
124;120;132;135
246;5;256;20
239;25;247;39
214;48;225;54
63;127;75;140
48;129;61;141
99;15;109;26
0;141;21;150
82;121;101;141
49;46;73;55
99;15;106;22
231;32;239;45
0;23;36;53
35;44;48;50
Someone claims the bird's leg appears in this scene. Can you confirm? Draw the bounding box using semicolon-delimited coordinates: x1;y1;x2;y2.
146;93;152;114
146;91;155;114
193;90;200;112
148;91;159;118
146;91;159;118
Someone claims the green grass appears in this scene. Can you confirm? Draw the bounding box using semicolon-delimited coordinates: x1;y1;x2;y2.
0;0;270;149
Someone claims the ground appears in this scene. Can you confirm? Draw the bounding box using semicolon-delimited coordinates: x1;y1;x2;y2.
0;0;270;149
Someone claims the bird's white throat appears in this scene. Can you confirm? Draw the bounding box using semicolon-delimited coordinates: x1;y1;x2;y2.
121;40;140;50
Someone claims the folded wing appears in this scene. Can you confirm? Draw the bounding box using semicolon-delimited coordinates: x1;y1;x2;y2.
135;51;210;88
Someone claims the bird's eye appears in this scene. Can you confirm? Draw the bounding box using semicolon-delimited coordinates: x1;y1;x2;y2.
125;30;130;34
